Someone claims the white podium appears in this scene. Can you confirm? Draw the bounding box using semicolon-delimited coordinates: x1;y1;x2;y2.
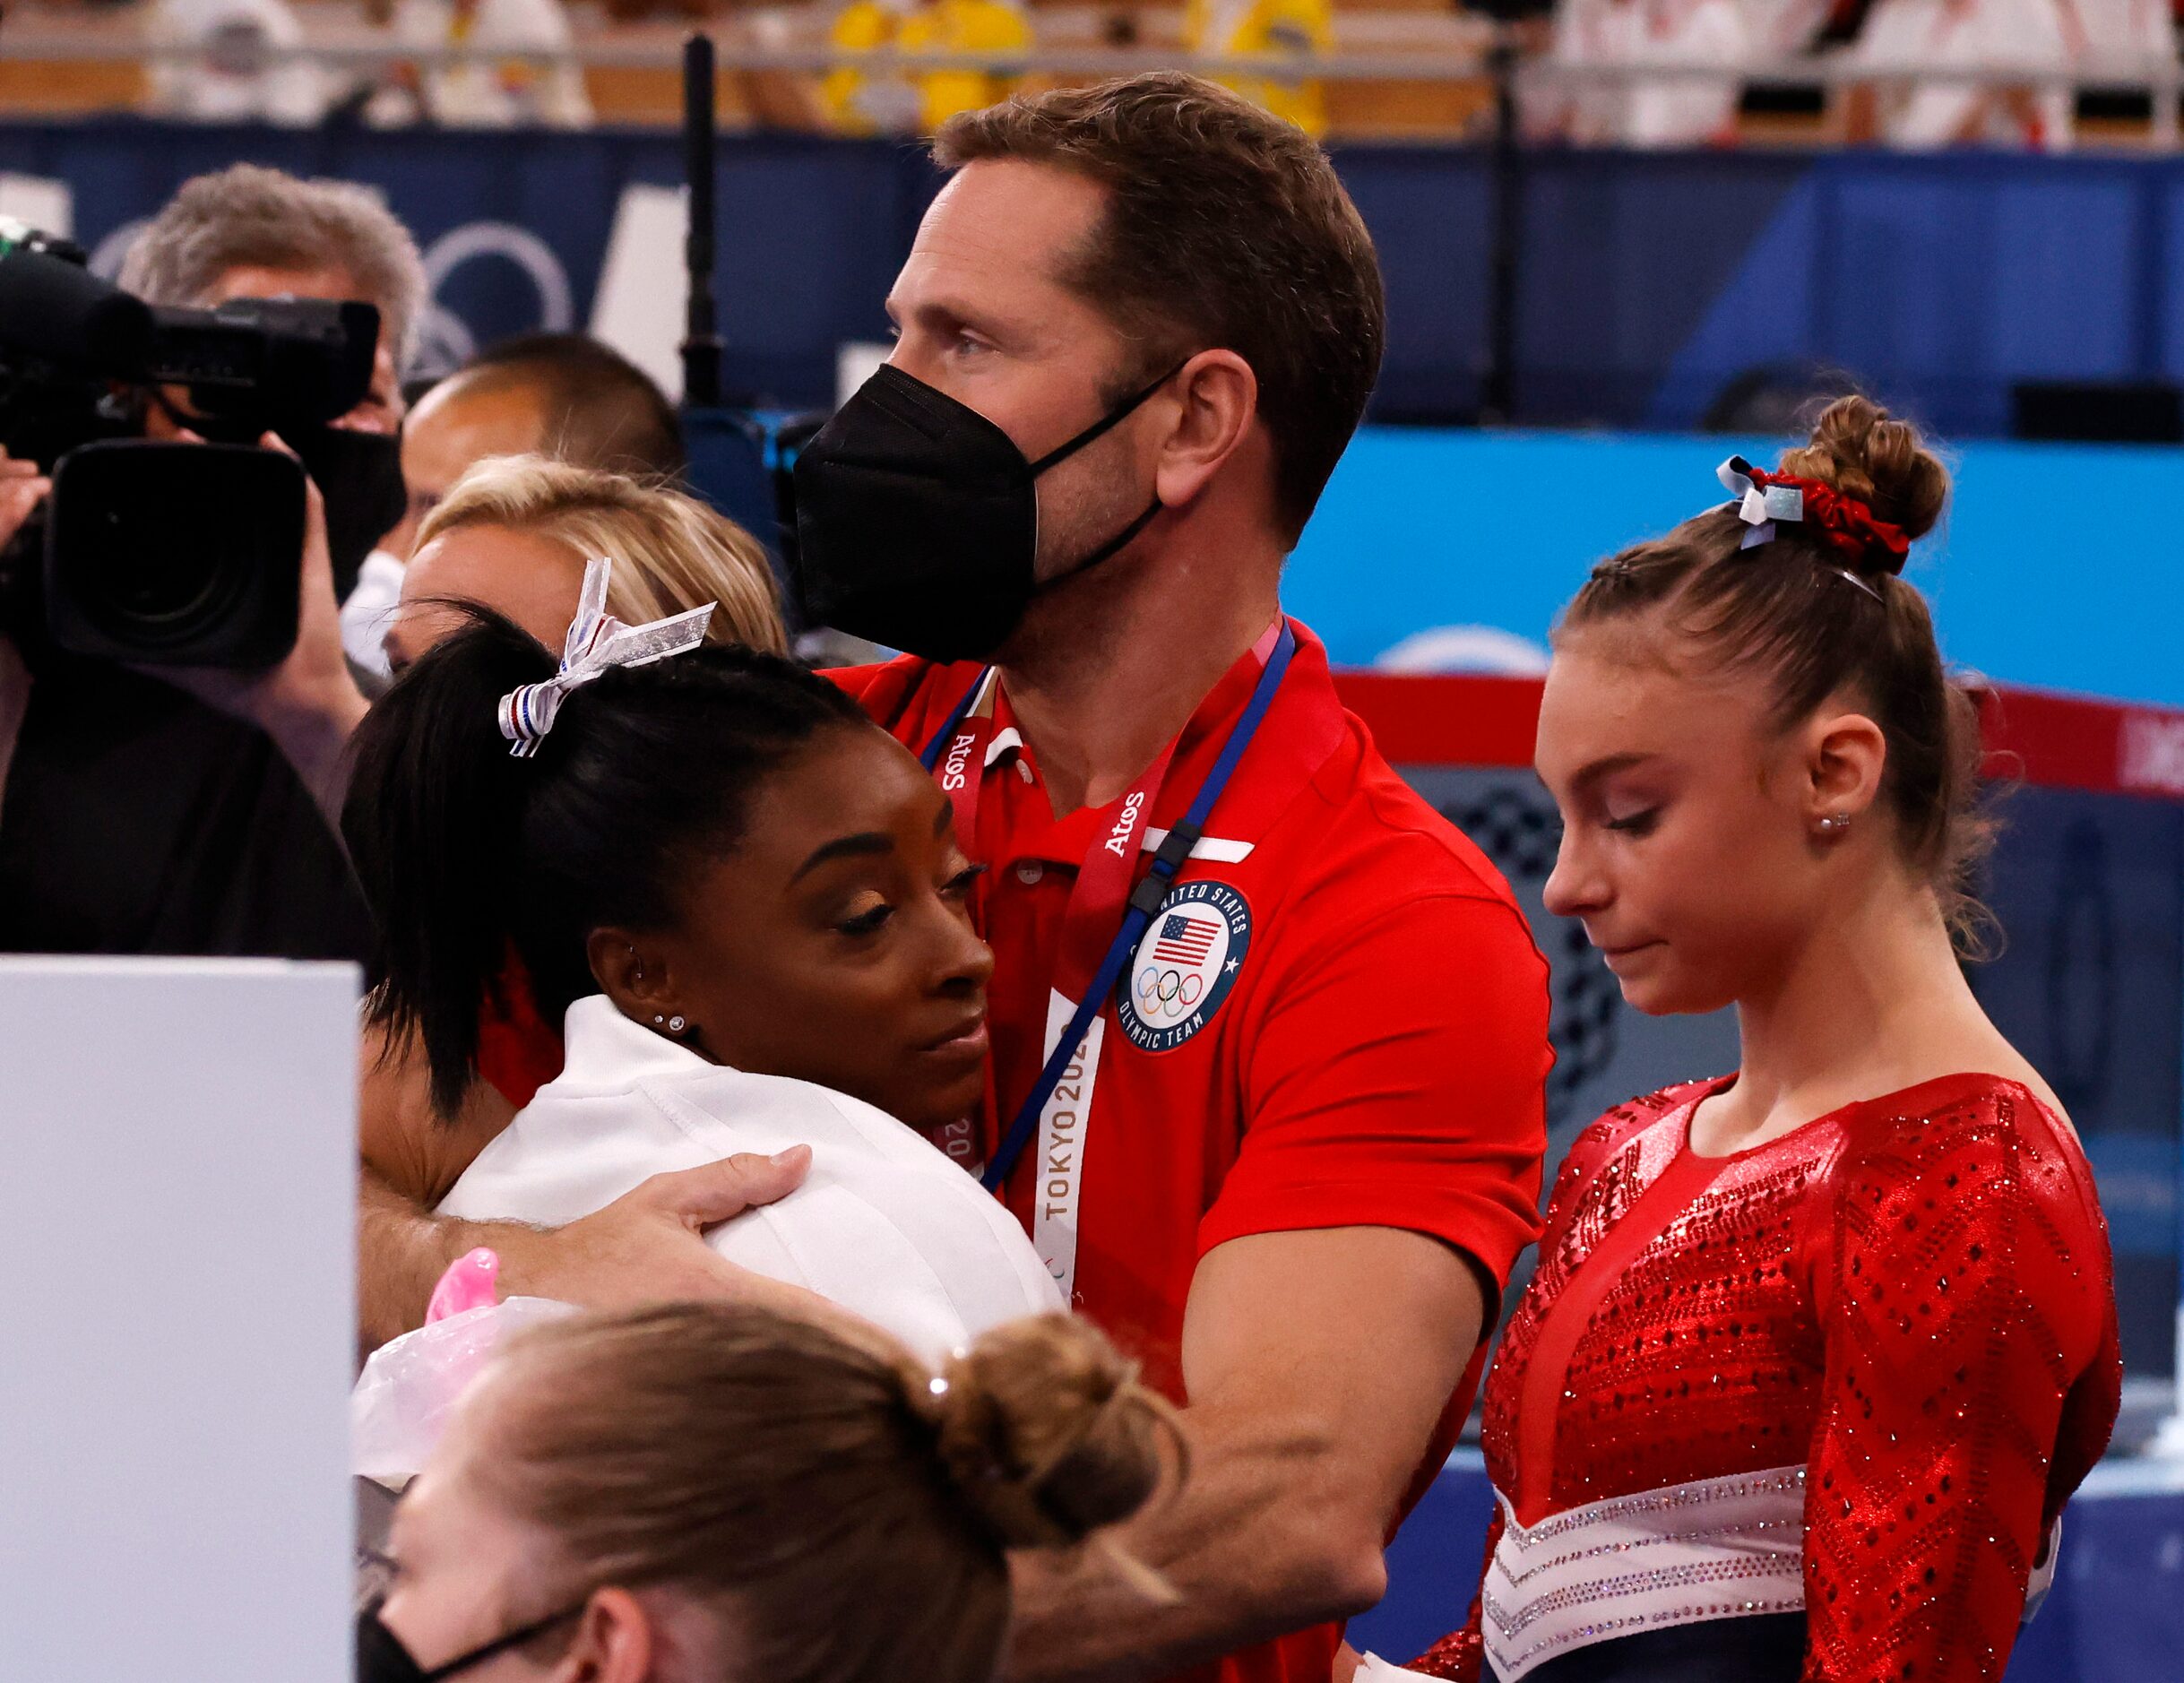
0;958;357;1682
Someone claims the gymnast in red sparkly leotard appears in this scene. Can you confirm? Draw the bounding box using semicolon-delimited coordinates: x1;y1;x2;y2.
1392;401;2121;1683
1408;1072;2118;1683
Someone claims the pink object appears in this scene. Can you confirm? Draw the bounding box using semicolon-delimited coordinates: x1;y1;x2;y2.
425;1247;501;1324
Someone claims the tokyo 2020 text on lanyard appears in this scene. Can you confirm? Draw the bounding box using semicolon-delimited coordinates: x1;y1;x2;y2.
919;624;1298;1259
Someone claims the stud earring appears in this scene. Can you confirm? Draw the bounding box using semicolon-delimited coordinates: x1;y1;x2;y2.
652;1014;666;1025
1818;812;1852;835
669;1015;687;1033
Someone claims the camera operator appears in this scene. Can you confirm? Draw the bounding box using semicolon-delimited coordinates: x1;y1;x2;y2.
124;166;422;783
0;167;423;960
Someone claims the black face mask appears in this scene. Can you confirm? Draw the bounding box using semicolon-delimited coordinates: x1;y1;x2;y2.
356;1596;583;1683
790;361;1180;663
290;425;408;603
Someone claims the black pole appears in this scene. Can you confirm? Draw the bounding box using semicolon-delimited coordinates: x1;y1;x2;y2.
680;31;724;408
1481;32;1522;426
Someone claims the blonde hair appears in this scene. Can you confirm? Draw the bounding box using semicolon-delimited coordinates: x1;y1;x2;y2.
481;1305;1180;1683
417;455;788;656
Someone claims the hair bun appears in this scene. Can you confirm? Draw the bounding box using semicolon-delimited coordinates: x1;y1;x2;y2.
1777;394;1949;548
918;1315;1173;1552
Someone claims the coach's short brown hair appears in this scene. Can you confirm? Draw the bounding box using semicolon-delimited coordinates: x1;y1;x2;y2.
935;73;1385;546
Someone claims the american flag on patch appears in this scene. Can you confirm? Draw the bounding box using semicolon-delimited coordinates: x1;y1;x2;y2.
1151;912;1217;966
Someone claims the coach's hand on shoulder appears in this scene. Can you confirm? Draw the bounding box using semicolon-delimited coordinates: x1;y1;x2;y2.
490;1148;816;1312
358;1021;824;1351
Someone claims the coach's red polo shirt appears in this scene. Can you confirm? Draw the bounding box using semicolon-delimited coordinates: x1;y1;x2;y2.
838;621;1550;1683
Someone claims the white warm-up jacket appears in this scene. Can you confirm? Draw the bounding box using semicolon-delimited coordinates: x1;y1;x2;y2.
439;994;1062;1361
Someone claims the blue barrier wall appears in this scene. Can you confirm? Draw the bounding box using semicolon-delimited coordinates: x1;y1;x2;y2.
1288;429;2184;706
6;123;2184;435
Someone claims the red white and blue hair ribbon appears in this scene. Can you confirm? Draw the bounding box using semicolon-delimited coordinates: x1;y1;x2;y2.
1719;455;1808;550
496;557;714;758
1717;455;1911;602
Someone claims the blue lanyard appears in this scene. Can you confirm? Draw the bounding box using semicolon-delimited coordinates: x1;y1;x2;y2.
919;626;1299;1192
919;673;989;772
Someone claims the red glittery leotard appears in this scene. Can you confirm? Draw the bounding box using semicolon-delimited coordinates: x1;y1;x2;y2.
1412;1071;2121;1683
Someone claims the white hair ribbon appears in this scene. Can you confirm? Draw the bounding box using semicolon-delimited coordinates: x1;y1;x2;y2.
1717;455;1804;550
496;557;714;758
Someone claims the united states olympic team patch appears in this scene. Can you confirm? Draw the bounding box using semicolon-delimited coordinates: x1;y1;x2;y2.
1115;879;1252;1051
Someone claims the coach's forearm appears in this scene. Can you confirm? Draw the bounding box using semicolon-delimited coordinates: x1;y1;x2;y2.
1004;1394;1388;1683
1006;1226;1487;1683
356;1164;534;1357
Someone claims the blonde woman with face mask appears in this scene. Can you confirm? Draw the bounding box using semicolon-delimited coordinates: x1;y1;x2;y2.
1403;399;2120;1683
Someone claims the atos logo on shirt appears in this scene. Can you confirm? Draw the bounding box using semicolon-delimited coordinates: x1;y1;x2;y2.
1115;880;1252;1052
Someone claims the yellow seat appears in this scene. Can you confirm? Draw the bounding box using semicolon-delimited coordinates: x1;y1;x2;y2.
1185;0;1334;137
902;0;1031;131
824;0;1031;136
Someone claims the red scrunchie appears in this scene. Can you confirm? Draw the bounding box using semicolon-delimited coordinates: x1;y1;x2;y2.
1745;466;1911;571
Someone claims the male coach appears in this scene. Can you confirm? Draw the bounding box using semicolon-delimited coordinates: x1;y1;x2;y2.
357;74;1551;1683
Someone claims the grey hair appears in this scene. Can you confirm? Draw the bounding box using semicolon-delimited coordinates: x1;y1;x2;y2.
117;164;427;370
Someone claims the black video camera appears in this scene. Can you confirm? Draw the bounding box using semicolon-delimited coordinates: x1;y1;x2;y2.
0;219;392;666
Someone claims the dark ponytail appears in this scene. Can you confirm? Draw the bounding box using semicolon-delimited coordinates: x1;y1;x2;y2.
341;607;868;1116
343;611;552;1116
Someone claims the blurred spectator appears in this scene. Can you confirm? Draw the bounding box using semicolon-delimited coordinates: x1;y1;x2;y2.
352;332;685;671
1847;0;2077;148
143;0;331;125
363;0;593;128
363;1304;1175;1682
1745;0;1839;55
402;332;685;533
1185;0;1334;138
0;166;426;962
1530;0;1750;146
821;0;1031;135
2061;0;2181;79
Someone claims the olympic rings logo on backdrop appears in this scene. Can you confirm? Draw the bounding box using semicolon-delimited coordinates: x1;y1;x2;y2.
413;221;574;377
1115;879;1251;1053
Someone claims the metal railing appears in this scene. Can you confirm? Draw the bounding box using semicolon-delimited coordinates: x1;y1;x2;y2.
3;30;2181;101
1;6;2179;139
